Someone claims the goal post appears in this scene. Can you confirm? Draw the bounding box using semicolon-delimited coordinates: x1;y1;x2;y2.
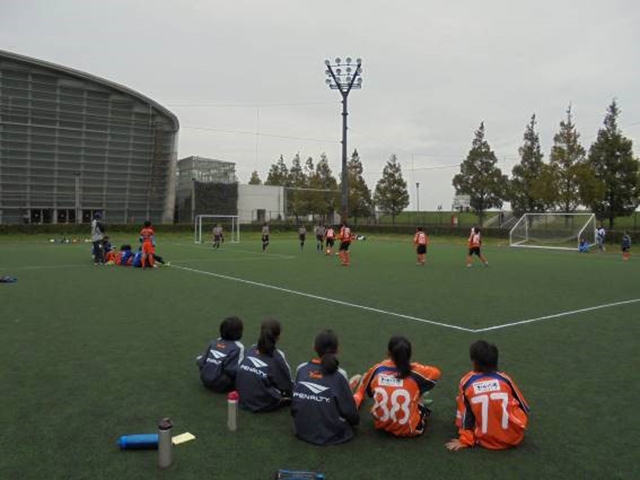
195;215;240;244
509;213;596;251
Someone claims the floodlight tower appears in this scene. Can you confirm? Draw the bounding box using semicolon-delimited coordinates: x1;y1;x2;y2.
324;57;363;223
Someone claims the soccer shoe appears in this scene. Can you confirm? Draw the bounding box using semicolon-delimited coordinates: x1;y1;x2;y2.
349;374;363;392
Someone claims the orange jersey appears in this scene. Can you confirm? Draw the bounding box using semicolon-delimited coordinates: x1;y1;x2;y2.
354;359;441;437
414;231;428;246
339;226;352;242
468;232;481;248
140;227;155;244
455;370;529;449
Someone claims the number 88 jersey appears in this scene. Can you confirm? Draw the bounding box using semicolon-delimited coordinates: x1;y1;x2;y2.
353;359;441;437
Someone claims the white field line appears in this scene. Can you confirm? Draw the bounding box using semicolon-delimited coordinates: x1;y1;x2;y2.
476;298;640;332
170;264;474;333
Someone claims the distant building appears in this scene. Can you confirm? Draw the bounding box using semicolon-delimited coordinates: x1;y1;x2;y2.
238;184;285;224
0;49;179;224
175;156;238;222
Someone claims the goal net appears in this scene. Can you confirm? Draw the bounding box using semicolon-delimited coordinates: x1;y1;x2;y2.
195;215;240;244
509;213;596;250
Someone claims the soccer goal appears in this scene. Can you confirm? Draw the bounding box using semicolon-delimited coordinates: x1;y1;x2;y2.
509;213;596;251
194;215;240;244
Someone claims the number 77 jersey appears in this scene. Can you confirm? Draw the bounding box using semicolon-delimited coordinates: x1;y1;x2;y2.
455;371;530;449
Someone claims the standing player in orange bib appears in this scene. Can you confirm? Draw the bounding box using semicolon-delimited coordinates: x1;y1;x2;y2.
446;340;529;451
324;225;336;256
413;227;429;266
467;226;488;267
338;223;352;266
139;220;155;269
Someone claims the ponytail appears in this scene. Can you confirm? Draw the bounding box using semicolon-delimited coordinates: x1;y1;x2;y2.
314;329;339;374
388;335;412;378
257;318;281;356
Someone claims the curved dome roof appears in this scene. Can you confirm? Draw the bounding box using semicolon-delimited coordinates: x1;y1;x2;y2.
0;49;179;130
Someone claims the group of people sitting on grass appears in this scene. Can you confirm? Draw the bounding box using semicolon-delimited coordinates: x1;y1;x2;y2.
196;317;529;449
90;217;168;268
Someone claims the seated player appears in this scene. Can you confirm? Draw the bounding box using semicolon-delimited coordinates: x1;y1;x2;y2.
196;316;245;393
132;249;144;268
578;237;590;253
103;236;117;264
291;330;359;445
115;244;134;266
235;319;293;412
621;231;631;261
446;340;529;451
353;335;441;437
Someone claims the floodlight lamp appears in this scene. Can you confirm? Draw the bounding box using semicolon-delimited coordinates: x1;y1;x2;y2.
325;79;332;84
346;66;352;73
346;57;352;64
357;77;363;83
325;60;330;66
346;76;352;82
336;68;341;75
335;57;341;64
356;58;362;65
325;69;331;75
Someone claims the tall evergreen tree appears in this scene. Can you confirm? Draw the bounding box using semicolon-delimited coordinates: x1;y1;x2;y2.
546;105;587;212
314;153;339;218
509;114;546;217
452;122;507;222
265;155;289;186
248;170;262;185
287;153;307;221
587;100;639;228
346;149;373;224
374;154;409;224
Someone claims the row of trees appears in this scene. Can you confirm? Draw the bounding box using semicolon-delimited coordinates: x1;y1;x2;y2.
248;151;411;224
453;100;639;228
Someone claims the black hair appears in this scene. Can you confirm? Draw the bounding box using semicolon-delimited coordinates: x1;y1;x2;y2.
144;220;151;228
220;316;243;341
120;244;132;251
388;335;412;378
417;227;423;232
469;340;499;373
257;318;281;356
314;329;339;374
474;226;481;234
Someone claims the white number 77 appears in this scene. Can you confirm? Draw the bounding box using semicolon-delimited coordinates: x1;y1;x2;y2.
470;392;509;434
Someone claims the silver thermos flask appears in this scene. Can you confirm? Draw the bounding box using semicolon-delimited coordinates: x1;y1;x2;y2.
158;417;173;469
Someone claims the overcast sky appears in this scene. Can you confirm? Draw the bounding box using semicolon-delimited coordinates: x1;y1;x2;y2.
2;0;639;210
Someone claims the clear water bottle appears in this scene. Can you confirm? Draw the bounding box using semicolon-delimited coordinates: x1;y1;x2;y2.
157;418;173;469
227;391;239;431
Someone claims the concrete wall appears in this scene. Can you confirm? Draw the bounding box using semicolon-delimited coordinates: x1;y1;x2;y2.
237;185;284;224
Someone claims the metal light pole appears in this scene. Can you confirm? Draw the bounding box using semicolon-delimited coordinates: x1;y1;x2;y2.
416;182;420;212
324;57;363;224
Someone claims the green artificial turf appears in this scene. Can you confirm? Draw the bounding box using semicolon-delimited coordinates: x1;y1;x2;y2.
1;233;639;480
